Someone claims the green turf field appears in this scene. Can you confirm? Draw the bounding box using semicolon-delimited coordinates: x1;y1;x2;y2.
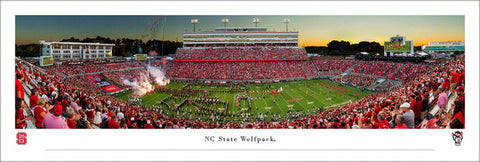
112;79;373;122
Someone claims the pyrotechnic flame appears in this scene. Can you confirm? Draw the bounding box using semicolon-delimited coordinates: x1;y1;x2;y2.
148;67;170;86
122;64;170;97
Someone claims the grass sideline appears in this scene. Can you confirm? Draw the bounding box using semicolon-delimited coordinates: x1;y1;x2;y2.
112;79;374;122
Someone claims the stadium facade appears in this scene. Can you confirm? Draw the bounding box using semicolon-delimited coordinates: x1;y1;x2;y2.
421;41;465;53
168;25;313;83
40;41;115;60
183;27;299;47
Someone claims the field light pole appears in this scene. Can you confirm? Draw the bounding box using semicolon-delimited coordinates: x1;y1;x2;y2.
222;18;229;28
284;18;290;32
253;18;260;28
191;19;198;32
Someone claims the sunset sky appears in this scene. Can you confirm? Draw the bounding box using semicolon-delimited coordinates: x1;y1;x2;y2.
16;15;464;46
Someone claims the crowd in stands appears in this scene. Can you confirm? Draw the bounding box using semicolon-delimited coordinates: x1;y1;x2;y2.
79;62;108;73
15;58;155;129
313;60;356;72
302;55;464;129
175;47;308;60
390;63;430;82
167;61;318;80
125;62;144;68
340;75;377;88
312;59;358;76
103;62;131;71
312;59;430;83
375;80;398;91
14;51;464;129
102;69;150;88
146;59;166;68
89;61;145;72
351;61;400;78
44;64;82;76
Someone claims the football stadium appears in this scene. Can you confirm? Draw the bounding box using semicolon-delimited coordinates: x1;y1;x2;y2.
15;18;465;129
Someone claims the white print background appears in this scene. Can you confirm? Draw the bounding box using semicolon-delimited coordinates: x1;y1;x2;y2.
1;1;479;161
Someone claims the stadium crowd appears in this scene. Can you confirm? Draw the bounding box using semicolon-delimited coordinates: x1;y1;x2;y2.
350;61;399;78
79;62;108;73
313;60;356;72
146;59;167;68
15;52;464;129
390;63;430;82
339;75;377;88
166;61;318;80
102;69;150;88
44;64;83;76
175;47;308;60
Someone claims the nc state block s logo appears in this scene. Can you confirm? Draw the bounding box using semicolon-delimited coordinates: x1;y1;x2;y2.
451;131;463;146
16;132;27;145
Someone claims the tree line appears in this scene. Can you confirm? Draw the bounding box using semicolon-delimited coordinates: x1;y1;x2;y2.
304;40;384;57
15;36;183;58
16;38;422;58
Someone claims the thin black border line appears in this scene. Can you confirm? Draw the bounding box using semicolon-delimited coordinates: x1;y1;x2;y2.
45;148;436;152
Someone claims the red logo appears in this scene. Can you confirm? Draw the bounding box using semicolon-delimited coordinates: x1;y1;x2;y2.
16;132;27;145
452;131;463;146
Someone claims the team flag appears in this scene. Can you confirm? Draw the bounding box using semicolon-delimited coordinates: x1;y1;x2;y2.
272;89;278;94
272;87;283;94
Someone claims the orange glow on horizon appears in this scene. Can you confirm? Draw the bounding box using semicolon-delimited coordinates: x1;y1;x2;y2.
298;39;465;47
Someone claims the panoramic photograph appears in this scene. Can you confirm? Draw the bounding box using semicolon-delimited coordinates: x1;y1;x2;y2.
15;15;465;129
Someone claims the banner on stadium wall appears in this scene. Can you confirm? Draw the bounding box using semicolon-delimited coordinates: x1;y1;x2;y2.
102;85;121;92
40;56;54;66
135;54;147;60
87;75;121;92
87;74;104;82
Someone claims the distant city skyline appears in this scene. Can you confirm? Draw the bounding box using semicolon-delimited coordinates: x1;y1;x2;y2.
16;15;464;46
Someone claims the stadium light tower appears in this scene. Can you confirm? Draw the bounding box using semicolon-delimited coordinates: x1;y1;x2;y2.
191;19;198;32
222;18;229;28
283;18;290;32
252;18;260;28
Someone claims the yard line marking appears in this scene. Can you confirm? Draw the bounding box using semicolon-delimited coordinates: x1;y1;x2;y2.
247;91;261;116
282;86;308;111
273;87;293;112
300;80;328;107
268;92;285;114
271;82;305;112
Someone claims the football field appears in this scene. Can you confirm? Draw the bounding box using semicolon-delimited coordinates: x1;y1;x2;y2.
113;79;374;122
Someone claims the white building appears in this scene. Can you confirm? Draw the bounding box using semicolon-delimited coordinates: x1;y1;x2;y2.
40;41;115;60
183;27;298;47
422;41;465;53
